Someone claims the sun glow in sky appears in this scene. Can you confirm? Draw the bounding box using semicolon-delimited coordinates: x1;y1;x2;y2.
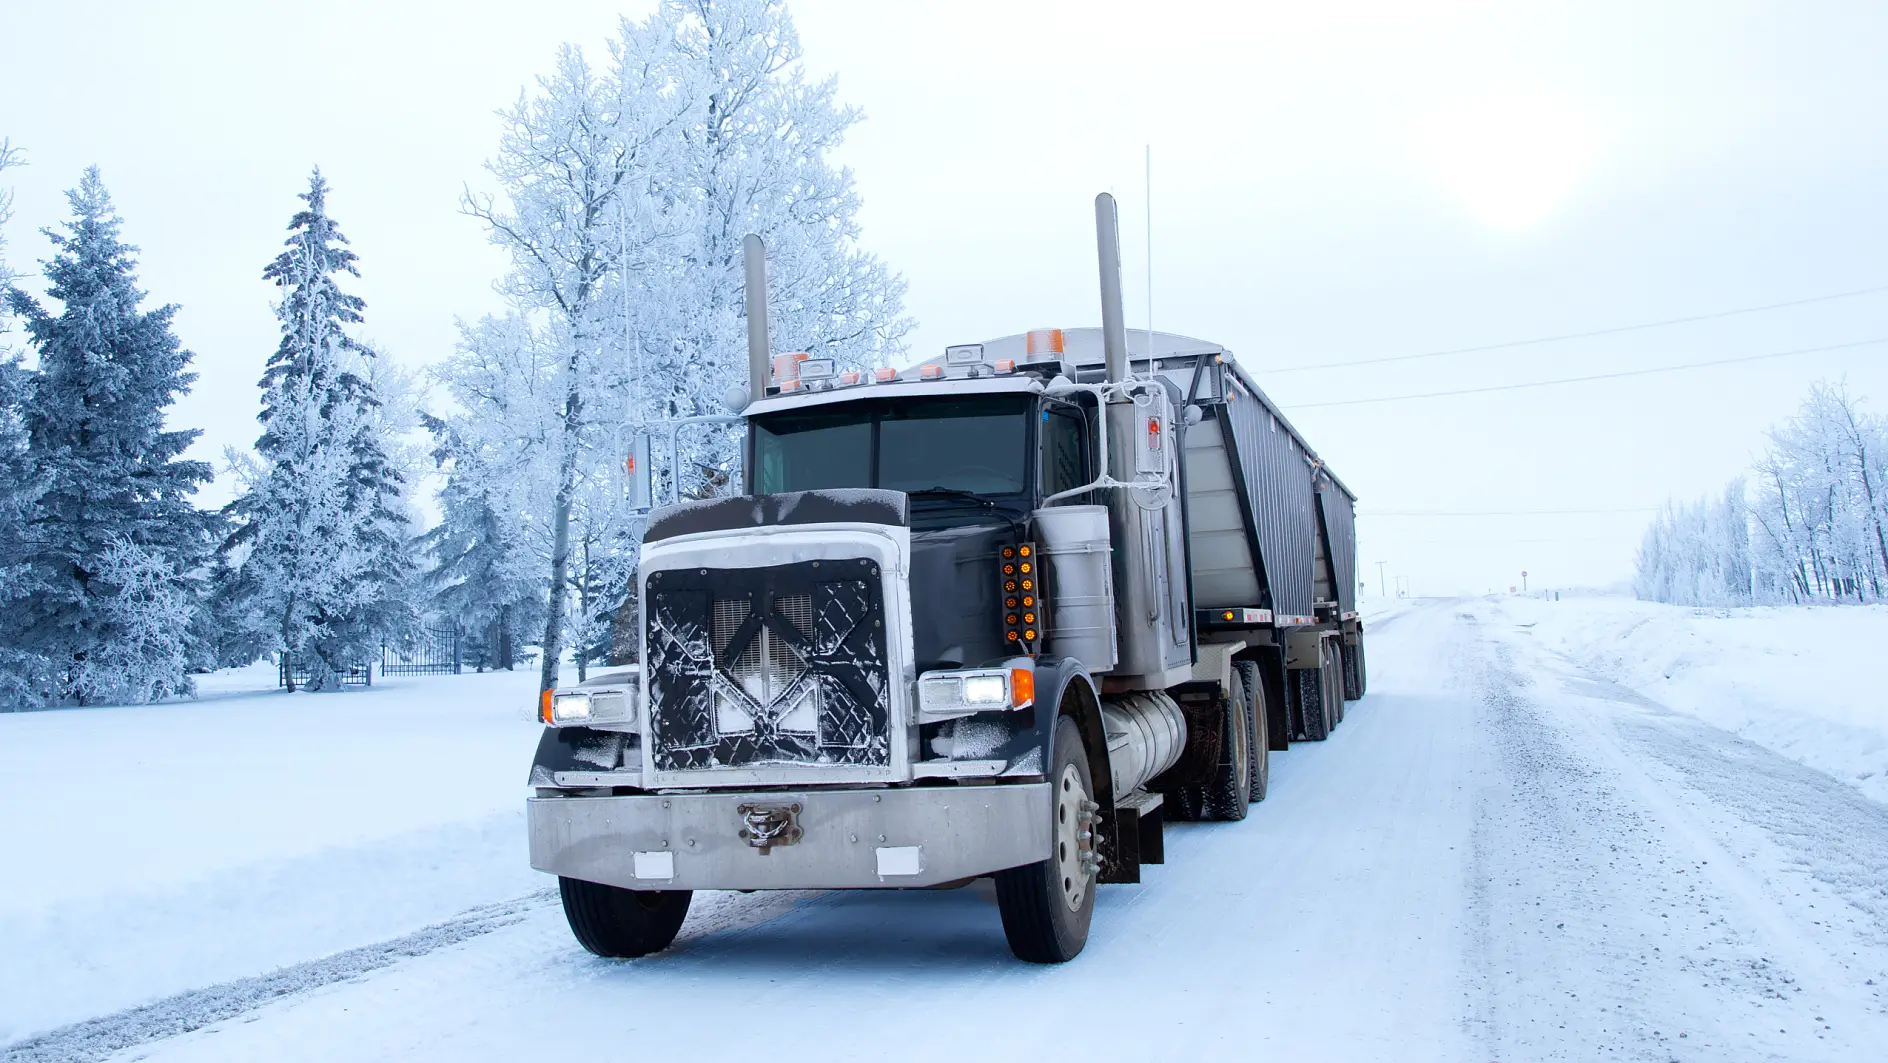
1414;93;1606;231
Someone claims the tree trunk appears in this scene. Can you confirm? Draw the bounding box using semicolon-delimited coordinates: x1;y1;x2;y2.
498;604;514;671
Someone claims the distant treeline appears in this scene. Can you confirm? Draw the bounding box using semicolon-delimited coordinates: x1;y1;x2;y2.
1636;383;1888;606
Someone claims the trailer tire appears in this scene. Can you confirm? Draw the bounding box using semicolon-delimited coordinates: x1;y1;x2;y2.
995;715;1096;963
1355;638;1368;697
1205;666;1253;821
558;877;692;959
1296;660;1331;742
1325;641;1346;728
1336;641;1366;698
1238;660;1269;802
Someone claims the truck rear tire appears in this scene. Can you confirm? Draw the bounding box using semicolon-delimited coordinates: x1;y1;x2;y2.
1205;666;1252;821
1341;638;1364;702
1238;660;1268;802
558;877;692;959
995;715;1097;963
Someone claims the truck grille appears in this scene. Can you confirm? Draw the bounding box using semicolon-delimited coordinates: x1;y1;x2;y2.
645;559;891;772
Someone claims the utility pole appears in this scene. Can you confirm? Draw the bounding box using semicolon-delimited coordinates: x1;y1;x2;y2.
1375;560;1388;597
1521;570;1529;595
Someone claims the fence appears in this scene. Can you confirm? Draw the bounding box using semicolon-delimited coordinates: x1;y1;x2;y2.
277;657;371;690
381;623;463;677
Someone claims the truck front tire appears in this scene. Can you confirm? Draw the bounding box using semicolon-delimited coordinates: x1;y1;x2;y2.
559;877;692;959
995;715;1097;963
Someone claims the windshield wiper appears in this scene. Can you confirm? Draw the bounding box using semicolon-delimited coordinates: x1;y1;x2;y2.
905;486;997;507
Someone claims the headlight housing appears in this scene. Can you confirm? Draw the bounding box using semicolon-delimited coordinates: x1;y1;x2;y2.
917;666;1034;722
540;691;593;726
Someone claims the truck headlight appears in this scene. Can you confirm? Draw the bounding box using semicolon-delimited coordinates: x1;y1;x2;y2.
917;666;1034;722
540;690;593;726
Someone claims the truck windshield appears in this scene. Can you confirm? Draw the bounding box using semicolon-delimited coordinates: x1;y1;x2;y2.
752;394;1031;497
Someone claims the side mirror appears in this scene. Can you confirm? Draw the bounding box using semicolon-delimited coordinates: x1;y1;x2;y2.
722;384;750;412
1183;404;1203;425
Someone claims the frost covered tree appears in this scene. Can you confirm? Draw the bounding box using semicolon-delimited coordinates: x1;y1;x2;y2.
1638;381;1888;607
1;167;214;707
217;172;416;690
0;140;39;705
1633;481;1753;606
449;0;909;694
460;37;687;694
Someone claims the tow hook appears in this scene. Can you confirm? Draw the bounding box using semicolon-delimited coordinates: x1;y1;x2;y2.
737;802;803;854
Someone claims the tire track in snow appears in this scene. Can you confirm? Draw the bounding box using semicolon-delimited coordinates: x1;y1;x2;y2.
4;882;827;1063
1;892;559;1063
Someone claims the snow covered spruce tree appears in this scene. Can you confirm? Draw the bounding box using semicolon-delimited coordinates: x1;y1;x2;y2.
1;167;215;707
217;171;416;690
419;417;544;671
0;139;49;707
452;0;909;695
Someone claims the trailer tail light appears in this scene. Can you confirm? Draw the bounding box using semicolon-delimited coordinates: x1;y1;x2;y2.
1147;416;1162;451
1000;543;1044;653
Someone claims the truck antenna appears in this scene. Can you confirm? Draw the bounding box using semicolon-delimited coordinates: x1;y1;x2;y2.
1145;144;1154;380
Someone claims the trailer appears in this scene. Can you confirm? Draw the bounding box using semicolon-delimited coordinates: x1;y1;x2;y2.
526;194;1366;962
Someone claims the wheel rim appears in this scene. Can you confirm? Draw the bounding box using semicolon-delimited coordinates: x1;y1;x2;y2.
1056;762;1094;912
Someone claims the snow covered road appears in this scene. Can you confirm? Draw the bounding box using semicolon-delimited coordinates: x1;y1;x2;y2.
10;599;1888;1062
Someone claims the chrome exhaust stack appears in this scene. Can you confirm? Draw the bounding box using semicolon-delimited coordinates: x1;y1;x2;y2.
1094;193;1130;384
742;233;771;400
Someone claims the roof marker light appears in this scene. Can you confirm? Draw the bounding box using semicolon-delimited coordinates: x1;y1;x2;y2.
873;366;897;382
1025;328;1064;361
919;364;944;380
994;359;1016;375
838;370;861;386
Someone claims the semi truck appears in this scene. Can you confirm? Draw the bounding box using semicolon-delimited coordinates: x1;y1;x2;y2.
526;194;1366;963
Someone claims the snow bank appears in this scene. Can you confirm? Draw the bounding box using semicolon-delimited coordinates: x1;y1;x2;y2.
1497;594;1888;802
0;666;548;1044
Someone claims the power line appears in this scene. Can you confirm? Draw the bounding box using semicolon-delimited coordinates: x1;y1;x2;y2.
1280;337;1888;411
1268;283;1888;374
1367;510;1655;517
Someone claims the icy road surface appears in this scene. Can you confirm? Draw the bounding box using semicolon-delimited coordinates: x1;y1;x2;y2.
10;598;1888;1062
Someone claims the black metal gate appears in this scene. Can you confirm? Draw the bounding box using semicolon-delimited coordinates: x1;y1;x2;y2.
278;657;371;690
382;623;462;676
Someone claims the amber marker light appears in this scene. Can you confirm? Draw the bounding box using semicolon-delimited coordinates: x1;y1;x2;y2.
1009;667;1035;707
538;689;554;725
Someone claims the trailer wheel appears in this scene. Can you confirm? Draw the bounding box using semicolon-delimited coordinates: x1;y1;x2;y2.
1237;660;1268;802
558;877;692;959
1296;660;1331;742
1205;666;1252;820
995;715;1097;963
1325;641;1346;728
1341;635;1368;702
1355;638;1368;697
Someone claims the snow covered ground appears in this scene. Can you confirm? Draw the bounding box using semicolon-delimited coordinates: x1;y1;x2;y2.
1499;594;1888;803
6;597;1888;1062
0;665;548;1046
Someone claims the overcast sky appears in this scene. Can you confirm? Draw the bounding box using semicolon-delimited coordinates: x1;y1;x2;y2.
3;0;1885;595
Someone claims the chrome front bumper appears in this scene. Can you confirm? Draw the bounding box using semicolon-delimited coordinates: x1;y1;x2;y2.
528;783;1052;890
